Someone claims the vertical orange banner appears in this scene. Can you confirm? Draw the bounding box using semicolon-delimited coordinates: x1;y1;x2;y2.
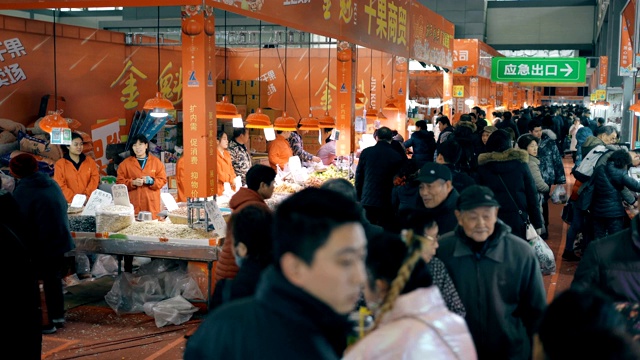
598;56;608;88
442;71;453;118
182;5;217;197
490;82;497;108
336;41;354;156
395;56;408;140
469;77;479;108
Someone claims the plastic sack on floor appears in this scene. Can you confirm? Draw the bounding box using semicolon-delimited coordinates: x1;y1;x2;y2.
105;259;203;316
143;295;198;328
530;236;556;275
91;254;119;278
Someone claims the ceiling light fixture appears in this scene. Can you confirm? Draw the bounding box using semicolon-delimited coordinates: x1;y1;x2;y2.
298;35;319;131
365;48;378;120
143;6;174;118
216;11;241;122
273;27;297;132
246;21;273;131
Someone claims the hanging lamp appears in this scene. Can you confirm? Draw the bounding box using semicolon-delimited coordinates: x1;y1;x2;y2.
216;11;241;123
143;7;174;118
365;48;379;121
318;40;337;129
383;55;399;111
40;9;69;133
298;35;320;131
273;28;298;132
246;21;273;130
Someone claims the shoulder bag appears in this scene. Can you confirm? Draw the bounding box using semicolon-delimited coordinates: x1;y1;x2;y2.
497;175;538;241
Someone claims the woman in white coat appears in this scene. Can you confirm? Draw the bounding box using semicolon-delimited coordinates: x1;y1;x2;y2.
343;231;476;360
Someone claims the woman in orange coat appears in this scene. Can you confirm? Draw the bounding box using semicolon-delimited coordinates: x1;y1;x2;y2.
53;132;100;203
216;131;237;196
116;134;167;219
267;130;293;170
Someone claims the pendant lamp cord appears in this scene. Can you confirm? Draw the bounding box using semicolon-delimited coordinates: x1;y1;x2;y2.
258;21;261;96
224;11;227;92
325;40;330;112
156;6;160;93
284;27;288;111
370;49;373;106
52;9;58;111
308;36;311;115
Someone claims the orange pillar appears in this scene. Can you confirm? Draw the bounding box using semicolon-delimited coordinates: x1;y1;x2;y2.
336;41;354;156
181;4;217;197
443;71;453;119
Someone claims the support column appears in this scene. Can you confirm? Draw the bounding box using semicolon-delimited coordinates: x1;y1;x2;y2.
336;41;355;156
395;56;408;140
442;71;453;119
181;4;217;197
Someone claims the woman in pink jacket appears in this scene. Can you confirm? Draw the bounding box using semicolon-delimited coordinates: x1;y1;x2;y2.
343;231;476;360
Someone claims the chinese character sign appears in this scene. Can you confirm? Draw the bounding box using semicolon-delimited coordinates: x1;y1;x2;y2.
0;37;27;88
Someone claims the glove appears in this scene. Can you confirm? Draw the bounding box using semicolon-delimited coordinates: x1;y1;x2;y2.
144;176;154;185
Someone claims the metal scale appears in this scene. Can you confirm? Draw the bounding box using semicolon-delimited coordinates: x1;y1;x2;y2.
186;196;215;232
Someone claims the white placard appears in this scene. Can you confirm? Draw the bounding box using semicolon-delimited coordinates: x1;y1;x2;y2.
70;194;87;208
263;127;276;141
288;156;302;172
161;192;179;211
111;184;131;207
82;189;113;216
204;199;227;235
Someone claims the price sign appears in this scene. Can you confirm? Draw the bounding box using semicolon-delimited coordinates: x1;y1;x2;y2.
82;189;113;216
70;194;87;208
204;198;227;235
161;193;179;211
111;184;130;207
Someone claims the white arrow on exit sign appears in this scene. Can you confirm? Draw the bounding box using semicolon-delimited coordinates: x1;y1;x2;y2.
560;63;574;77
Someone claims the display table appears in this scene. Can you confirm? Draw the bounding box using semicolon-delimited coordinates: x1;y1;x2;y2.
70;236;219;310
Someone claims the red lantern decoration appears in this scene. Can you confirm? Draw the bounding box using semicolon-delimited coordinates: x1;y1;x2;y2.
182;19;202;37
204;19;215;36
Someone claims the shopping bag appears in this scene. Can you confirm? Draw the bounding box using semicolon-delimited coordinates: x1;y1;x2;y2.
530;235;556;275
525;221;538;241
561;201;574;225
550;184;567;204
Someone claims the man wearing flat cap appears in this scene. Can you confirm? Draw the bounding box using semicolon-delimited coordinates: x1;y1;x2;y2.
437;185;546;360
412;162;459;234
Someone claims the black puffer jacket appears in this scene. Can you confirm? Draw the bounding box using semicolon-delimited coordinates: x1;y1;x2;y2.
355;141;406;208
477;148;543;240
590;162;640;218
403;130;436;167
572;213;640;302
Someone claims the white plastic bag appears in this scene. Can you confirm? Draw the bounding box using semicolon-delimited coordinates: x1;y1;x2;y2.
530;236;556;275
144;295;199;328
550;184;567;204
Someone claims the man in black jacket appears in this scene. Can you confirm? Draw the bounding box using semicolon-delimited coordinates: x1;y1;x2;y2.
413;162;460;234
184;188;367;360
355;126;406;231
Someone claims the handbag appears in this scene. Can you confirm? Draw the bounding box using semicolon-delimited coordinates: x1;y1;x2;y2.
498;175;538;241
530;235;556;275
561;201;574;225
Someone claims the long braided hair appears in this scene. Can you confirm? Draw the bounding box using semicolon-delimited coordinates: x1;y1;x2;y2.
371;229;432;330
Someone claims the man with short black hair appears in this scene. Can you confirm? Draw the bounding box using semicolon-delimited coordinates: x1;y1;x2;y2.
356;126;406;230
437;185;546;360
185;188;367;360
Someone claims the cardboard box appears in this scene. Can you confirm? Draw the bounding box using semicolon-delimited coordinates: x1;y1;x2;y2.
216;79;231;95
305;144;321;155
262;108;283;122
250;135;267;152
247;94;268;113
235;105;247;120
251;155;269;166
231;80;246;95
246;80;268;96
232;95;247;105
216;94;225;102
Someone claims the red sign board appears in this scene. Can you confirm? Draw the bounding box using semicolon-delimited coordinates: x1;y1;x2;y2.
408;1;454;69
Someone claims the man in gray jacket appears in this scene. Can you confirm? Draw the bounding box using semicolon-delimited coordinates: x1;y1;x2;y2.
437;185;546;359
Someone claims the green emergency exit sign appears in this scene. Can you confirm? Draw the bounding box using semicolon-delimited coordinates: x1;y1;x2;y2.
491;57;586;83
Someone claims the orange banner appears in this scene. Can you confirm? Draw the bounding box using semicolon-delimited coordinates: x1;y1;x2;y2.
442;71;452;118
335;42;354;156
619;0;636;76
453;39;503;79
409;1;454;69
555;87;579;96
598;56;608;88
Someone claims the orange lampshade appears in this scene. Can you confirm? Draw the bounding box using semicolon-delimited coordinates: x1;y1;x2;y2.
273;112;297;131
355;91;366;109
318;112;336;129
298;114;320;131
216;95;240;119
630;101;640;115
143;92;174;118
40;111;69;133
365;106;378;120
246;108;272;129
383;97;400;111
377;109;387;120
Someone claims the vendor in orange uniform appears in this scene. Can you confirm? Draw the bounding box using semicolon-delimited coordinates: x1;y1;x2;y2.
116;134;167;219
53;132;100;203
267;130;293;170
216;131;237;196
